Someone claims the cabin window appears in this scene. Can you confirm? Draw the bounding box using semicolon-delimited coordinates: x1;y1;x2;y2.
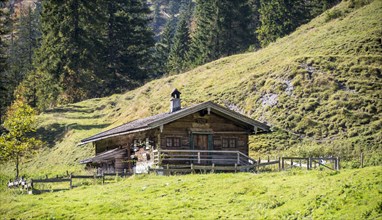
222;138;236;148
166;137;181;148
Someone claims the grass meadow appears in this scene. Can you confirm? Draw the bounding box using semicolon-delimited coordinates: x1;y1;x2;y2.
1;167;381;219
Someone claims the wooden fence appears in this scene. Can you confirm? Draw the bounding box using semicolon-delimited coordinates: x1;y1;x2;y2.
281;157;340;171
149;159;281;175
7;172;130;194
7;156;341;194
149;156;341;175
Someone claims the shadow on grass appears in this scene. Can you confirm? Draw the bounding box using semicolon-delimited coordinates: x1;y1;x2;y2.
35;123;110;147
32;188;70;194
44;106;94;114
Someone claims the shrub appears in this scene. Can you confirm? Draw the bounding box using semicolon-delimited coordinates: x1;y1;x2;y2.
325;9;343;22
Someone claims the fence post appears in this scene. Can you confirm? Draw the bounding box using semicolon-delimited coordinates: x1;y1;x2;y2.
267;156;270;163
281;157;284;170
291;159;293;167
307;158;310;170
69;174;73;189
235;163;237;173
278;157;281;171
333;158;336;170
212;163;215;173
159;151;162;166
166;164;169;176
198;152;201;164
337;157;340;170
258;157;261;165
191;163;194;174
360;153;364;168
237;152;240;165
66;170;69;177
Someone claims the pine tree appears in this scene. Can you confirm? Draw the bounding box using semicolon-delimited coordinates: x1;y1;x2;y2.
154;16;177;75
167;8;191;74
256;0;339;48
10;3;41;107
34;0;104;108
0;0;11;123
188;0;215;66
102;0;155;92
247;0;261;49
188;0;253;67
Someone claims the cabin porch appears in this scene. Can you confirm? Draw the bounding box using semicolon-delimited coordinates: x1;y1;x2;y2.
153;149;256;167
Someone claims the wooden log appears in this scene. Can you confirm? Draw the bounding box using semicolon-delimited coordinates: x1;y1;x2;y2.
282;157;309;160
32;178;71;183
71;175;96;179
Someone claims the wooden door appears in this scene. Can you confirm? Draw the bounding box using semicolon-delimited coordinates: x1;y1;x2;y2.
194;134;208;150
193;134;209;164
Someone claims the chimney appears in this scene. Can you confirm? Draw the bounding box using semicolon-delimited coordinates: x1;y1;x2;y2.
170;88;181;113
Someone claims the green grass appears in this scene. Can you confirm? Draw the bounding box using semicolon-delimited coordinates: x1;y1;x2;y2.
1;0;381;177
0;167;381;219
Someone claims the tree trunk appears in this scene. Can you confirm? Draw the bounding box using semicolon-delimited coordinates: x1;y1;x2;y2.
15;154;19;179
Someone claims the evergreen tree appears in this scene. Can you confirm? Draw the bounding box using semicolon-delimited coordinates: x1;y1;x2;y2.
102;0;155;92
167;7;191;74
154;16;177;75
308;0;340;18
247;0;261;49
0;0;11;123
188;0;215;66
256;0;339;48
11;3;41;107
188;0;252;67
34;0;104;108
256;0;294;47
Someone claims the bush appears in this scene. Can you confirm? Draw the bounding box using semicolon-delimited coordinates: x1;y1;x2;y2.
325;9;343;22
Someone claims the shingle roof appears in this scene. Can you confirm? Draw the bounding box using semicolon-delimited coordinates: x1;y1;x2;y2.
80;101;270;145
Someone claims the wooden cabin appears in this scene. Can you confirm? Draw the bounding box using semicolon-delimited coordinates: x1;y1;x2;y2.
79;89;270;174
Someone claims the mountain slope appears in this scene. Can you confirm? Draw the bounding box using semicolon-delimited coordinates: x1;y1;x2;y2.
6;0;381;175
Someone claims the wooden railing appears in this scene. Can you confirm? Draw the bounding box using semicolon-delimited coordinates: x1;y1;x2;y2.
281;157;340;171
153;149;256;166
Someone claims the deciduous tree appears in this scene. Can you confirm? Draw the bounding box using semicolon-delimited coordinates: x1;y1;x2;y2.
0;100;42;178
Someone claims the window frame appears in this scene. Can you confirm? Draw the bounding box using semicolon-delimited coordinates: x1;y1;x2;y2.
222;138;237;148
166;137;181;148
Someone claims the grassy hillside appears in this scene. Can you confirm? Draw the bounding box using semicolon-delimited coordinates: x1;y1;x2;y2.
1;0;381;176
1;167;381;219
